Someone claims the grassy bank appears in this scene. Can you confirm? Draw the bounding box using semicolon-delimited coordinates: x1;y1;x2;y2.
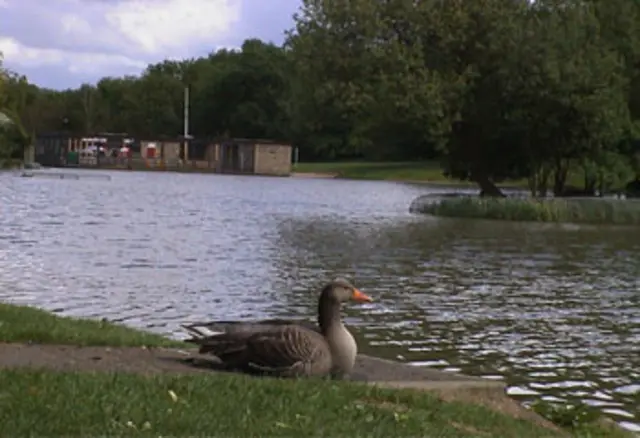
0;302;181;347
417;196;640;225
293;161;473;183
294;161;575;188
0;369;567;437
0;303;632;437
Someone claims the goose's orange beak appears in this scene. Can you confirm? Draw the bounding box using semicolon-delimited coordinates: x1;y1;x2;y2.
352;288;373;302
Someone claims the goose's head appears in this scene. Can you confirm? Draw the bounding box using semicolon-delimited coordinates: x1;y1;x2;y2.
322;277;372;303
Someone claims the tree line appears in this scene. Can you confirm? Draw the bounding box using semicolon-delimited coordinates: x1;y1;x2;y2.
2;0;640;196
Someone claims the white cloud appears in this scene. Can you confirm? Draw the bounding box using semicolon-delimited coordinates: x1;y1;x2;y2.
105;0;241;56
0;0;241;77
0;37;146;75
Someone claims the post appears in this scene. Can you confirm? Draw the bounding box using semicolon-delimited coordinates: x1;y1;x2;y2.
183;86;190;137
183;86;190;162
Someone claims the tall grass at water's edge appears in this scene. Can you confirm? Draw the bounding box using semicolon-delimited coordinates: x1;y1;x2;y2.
417;197;640;225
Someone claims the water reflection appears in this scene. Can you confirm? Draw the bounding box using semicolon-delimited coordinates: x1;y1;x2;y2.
0;169;638;429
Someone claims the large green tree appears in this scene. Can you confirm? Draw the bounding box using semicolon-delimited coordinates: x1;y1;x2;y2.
508;0;632;196
287;0;635;195
286;0;452;161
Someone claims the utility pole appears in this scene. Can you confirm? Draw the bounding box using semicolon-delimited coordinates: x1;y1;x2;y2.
183;85;190;162
183;85;189;138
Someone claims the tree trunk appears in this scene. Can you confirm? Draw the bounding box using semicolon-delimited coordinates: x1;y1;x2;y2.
552;158;570;196
528;175;537;198
538;165;550;198
529;163;550;198
472;170;506;197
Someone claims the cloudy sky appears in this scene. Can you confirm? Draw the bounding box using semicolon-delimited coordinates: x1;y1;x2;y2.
0;0;297;90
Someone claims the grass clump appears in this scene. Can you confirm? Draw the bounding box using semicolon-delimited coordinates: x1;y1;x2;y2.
530;400;634;437
0;368;605;437
0;302;181;347
531;401;603;433
418;196;640;225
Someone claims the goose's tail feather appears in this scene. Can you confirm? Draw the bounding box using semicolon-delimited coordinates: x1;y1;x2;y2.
181;322;228;340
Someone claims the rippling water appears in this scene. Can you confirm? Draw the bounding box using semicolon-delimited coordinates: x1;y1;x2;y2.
1;168;639;431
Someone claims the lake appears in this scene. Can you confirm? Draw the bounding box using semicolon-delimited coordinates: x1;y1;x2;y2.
1;168;639;432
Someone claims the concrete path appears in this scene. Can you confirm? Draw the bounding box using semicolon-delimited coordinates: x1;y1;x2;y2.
0;342;501;391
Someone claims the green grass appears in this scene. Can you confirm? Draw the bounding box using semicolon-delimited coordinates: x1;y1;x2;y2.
0;302;182;347
418;196;640;225
0;303;633;437
293;161;471;183
292;161;603;191
0;369;626;437
0;158;23;169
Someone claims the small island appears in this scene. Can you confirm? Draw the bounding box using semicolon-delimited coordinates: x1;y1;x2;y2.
411;195;640;226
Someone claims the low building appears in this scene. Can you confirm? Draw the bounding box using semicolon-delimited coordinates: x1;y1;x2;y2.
186;138;292;176
34;133;293;177
34;132;69;167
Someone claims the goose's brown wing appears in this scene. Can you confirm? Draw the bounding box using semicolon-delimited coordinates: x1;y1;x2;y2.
190;330;254;362
243;325;332;377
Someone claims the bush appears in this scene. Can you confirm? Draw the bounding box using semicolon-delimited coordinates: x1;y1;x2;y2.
415;196;640;225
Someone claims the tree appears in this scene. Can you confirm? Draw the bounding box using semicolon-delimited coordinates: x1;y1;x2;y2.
0;51;6;108
288;0;635;194
286;0;452;160
189;41;290;141
509;1;632;196
0;56;33;161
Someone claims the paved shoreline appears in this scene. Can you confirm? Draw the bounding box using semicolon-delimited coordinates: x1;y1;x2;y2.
0;342;494;386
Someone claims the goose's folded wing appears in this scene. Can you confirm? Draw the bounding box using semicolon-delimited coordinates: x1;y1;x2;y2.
187;331;253;357
245;326;329;370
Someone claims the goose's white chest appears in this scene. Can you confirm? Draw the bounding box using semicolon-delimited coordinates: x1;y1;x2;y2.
327;325;358;375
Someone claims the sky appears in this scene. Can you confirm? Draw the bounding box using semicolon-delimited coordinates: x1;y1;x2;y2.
0;0;298;90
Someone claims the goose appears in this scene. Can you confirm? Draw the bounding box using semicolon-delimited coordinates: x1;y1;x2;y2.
181;278;372;379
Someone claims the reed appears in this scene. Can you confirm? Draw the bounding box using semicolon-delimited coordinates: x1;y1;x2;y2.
418;196;640;225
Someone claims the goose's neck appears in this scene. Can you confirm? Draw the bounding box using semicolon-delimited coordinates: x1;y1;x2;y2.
317;294;342;335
